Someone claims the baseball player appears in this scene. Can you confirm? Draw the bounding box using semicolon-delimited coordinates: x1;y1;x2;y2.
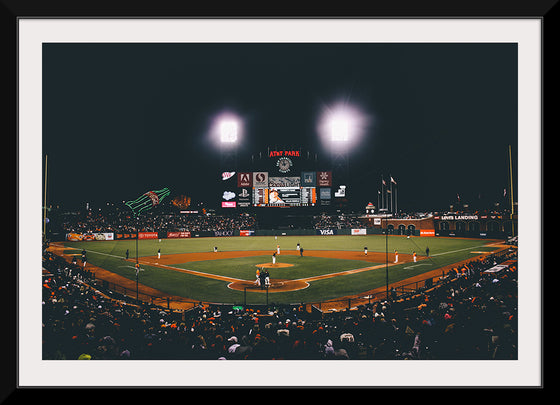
364;246;368;256
413;251;417;262
277;244;280;255
394;250;399;263
259;268;268;289
272;252;277;265
158;248;161;259
255;268;261;287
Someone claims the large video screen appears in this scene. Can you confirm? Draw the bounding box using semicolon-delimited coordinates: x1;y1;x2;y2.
250;173;328;207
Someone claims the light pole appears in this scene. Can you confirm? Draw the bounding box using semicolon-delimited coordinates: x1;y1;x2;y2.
136;215;139;301
385;214;389;300
215;113;241;173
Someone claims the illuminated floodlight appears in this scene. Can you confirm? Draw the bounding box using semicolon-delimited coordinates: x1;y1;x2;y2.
330;118;349;142
209;111;244;149
220;120;238;143
317;101;372;151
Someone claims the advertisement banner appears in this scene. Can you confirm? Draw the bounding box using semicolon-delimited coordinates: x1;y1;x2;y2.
221;171;236;181
316;229;337;235
237;188;252;207
334;185;347;198
115;233;137;240
317;171;332;187
222;190;236;201
66;233;91;241
138;232;158;239
237;172;253;188
240;230;255;236
253;172;268;187
167;231;191;238
351;229;367;235
222;201;237;208
269;177;301;187
420;229;436;237
66;232;114;241
301;171;316;187
214;230;234;237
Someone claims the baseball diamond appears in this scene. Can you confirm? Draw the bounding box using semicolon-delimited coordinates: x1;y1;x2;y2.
49;235;509;309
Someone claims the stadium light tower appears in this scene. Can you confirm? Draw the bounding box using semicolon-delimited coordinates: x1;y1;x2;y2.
329;115;350;184
318;103;366;187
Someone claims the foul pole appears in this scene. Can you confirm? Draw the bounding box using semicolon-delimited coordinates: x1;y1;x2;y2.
43;155;48;241
509;145;515;236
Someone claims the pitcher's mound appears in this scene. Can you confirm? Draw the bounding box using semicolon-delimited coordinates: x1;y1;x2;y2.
255;262;294;268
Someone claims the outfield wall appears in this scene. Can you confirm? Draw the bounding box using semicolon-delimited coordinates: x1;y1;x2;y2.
64;227;507;241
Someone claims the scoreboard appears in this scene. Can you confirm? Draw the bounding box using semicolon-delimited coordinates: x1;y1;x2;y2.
252;186;317;207
220;148;338;208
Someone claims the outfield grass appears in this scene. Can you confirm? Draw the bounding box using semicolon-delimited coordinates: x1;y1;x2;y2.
63;234;496;258
61;235;501;305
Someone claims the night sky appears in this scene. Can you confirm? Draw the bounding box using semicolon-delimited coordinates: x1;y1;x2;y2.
42;42;518;212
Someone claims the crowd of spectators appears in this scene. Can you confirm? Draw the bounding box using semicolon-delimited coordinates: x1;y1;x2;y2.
312;213;364;230
56;207;376;235
42;247;517;361
57;208;257;234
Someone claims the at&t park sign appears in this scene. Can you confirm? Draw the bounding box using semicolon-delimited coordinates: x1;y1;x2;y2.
268;150;301;158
